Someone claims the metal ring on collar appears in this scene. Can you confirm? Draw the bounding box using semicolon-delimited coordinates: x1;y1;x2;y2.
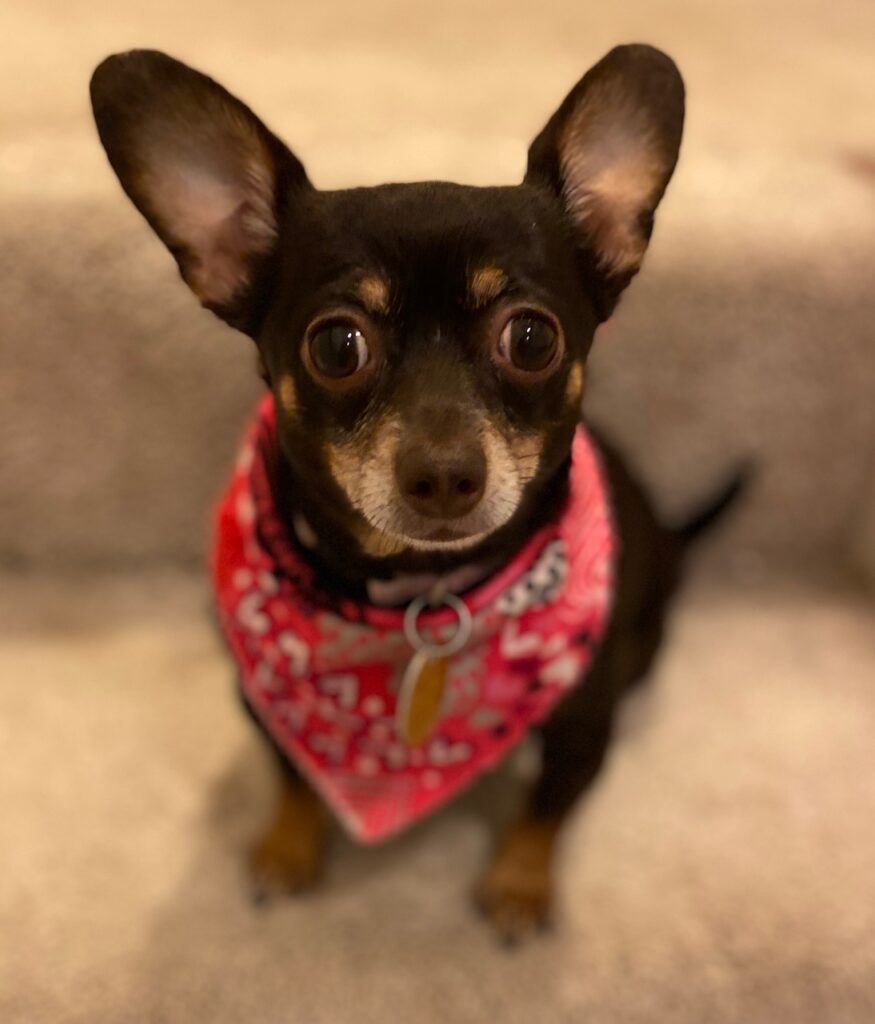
403;592;473;657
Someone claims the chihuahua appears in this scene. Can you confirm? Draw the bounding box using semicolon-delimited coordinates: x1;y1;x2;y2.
91;45;742;943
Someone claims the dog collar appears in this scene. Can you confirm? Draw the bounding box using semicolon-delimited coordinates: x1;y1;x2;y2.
212;394;617;843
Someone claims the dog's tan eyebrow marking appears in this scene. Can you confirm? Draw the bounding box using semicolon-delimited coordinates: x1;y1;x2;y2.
355;275;391;316
468;266;508;308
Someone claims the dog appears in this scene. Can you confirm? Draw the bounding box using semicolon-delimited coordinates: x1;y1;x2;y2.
90;44;743;943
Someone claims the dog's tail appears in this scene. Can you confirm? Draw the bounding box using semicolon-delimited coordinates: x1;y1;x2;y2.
674;465;752;546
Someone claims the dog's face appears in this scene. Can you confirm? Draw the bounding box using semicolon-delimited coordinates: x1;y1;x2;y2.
257;181;595;555
91;47;683;558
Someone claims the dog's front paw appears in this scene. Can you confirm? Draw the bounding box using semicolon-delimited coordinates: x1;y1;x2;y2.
248;829;322;902
474;818;558;945
247;782;326;903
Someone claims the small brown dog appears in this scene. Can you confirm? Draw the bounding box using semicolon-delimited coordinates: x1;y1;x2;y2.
91;44;743;943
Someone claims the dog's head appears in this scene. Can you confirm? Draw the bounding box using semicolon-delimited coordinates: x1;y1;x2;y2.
91;47;683;559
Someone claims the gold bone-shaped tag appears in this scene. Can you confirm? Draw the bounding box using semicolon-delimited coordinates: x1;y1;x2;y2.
397;652;447;747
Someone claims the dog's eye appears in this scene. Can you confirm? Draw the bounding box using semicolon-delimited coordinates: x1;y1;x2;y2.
498;313;560;374
308;321;369;379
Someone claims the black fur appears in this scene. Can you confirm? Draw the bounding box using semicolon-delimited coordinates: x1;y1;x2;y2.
90;45;745;939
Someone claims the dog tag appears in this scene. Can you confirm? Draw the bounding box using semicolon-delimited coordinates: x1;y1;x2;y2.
396;590;473;747
397;651;447;746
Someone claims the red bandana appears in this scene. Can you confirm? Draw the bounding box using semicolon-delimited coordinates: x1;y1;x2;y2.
212;395;617;843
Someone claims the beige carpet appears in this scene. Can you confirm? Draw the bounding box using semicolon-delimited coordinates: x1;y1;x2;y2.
3;1;875;1021
1;569;874;1023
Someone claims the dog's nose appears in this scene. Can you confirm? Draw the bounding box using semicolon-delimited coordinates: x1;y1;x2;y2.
395;442;487;519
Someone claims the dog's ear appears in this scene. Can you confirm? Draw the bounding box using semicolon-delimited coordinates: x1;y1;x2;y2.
526;44;684;319
90;50;311;333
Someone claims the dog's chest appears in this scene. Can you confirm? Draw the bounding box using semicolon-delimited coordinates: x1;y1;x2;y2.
213;396;616;843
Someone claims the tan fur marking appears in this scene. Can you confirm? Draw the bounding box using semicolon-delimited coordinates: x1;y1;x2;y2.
248;773;327;895
325;418;411;557
278;373;297;414
354;521;410;557
469;266;507;308
508;430;545;485
476;815;562;938
355;275;391;316
565;362;585;405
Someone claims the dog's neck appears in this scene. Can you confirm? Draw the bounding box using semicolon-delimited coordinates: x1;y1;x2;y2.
293;512;495;606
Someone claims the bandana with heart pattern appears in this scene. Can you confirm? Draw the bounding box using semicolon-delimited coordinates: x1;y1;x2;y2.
212;394;616;843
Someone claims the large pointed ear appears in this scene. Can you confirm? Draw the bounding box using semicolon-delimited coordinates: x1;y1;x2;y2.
526;44;684;319
90;50;311;333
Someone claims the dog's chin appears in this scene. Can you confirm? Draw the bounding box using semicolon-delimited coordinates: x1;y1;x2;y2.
400;527;494;553
363;501;518;554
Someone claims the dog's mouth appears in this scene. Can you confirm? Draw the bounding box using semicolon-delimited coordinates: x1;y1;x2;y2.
364;503;512;553
426;526;469;543
398;522;495;552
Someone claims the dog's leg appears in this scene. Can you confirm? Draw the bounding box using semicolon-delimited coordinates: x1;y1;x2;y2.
248;760;328;902
476;443;689;942
476;538;677;944
476;649;618;943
